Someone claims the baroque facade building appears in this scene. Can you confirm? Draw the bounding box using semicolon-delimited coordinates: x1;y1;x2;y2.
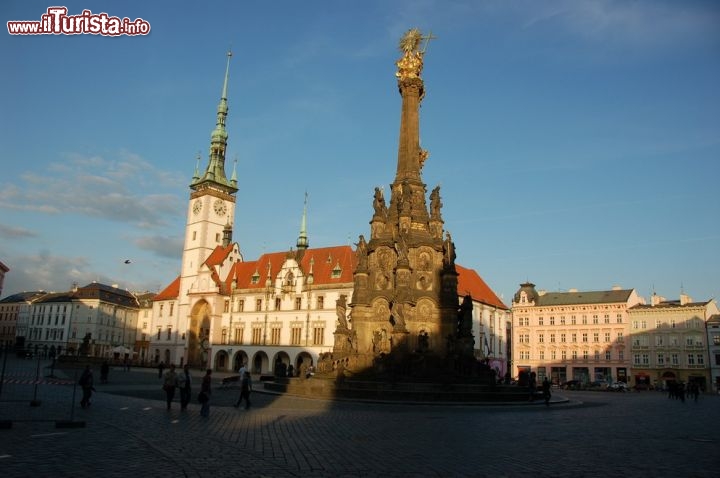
627;293;719;391
707;313;720;393
2;283;138;358
512;282;644;385
0;291;45;350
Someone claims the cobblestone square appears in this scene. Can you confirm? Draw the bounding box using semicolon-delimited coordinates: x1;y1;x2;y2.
1;360;718;477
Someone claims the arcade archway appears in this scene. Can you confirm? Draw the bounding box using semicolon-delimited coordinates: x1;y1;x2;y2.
188;300;212;366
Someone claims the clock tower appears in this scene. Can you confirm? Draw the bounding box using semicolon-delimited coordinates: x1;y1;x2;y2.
182;51;239;280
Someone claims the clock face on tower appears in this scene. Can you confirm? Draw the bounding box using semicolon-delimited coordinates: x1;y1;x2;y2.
192;200;202;215
213;199;227;216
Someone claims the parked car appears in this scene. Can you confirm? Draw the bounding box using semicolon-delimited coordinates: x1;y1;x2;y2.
589;381;610;390
562;380;581;390
607;381;629;392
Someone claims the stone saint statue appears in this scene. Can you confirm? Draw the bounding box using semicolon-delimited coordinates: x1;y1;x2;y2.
443;231;456;268
336;295;349;331
430;186;442;219
355;234;368;270
373;187;387;217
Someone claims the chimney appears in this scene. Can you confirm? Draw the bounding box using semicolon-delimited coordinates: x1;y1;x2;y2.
651;293;666;306
680;293;692;305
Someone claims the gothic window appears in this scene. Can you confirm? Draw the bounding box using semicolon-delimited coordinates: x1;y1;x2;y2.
252;327;262;345
313;327;325;345
271;327;281;345
291;327;302;345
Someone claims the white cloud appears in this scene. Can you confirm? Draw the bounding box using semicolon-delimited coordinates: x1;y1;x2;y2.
134;235;183;259
0;224;36;239
0;151;185;227
1;251;102;294
519;0;719;48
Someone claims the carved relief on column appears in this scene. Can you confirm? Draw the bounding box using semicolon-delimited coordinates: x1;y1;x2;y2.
370;220;385;240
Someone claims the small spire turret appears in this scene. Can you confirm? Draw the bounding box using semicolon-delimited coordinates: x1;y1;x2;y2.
297;192;309;251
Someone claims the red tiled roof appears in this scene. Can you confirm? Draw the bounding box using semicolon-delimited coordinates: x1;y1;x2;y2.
228;246;356;290
456;264;508;310
204;243;234;268
154;275;180;301
300;246;355;285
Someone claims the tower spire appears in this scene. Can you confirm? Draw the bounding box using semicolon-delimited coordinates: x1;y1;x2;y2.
191;50;237;193
297;192;309;251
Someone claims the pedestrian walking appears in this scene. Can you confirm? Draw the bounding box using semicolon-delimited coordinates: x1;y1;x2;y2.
79;365;95;408
100;361;109;384
528;371;537;402
234;371;253;409
158;361;165;379
199;369;212;417
542;376;551;406
690;382;700;402
233;362;247;404
162;364;178;410
178;364;192;411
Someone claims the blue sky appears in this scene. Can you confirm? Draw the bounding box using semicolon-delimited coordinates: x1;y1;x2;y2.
1;0;719;305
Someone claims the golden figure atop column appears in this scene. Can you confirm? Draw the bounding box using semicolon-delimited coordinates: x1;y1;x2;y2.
396;28;436;80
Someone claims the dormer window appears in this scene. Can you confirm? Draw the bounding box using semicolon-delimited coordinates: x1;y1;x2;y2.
251;272;260;284
331;263;342;278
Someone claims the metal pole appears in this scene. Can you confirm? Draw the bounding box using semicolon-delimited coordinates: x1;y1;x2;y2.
69;369;78;421
0;344;8;398
30;352;41;406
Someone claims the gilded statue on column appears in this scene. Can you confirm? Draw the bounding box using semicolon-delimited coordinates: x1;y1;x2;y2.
396;28;434;80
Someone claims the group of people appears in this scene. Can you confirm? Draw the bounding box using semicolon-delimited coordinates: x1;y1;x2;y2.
78;361;250;417
527;371;552;406
667;381;701;403
162;364;213;416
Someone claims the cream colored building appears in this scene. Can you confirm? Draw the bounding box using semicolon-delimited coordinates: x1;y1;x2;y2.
707;314;720;393
627;293;718;391
512;282;644;385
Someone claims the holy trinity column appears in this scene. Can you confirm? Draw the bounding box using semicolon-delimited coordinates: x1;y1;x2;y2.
342;29;470;365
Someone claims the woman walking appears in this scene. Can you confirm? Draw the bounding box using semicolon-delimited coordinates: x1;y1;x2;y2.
199;369;212;417
162;364;178;410
178;364;192;411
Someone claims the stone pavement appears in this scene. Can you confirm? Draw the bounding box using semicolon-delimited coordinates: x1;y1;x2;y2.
1;357;719;477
